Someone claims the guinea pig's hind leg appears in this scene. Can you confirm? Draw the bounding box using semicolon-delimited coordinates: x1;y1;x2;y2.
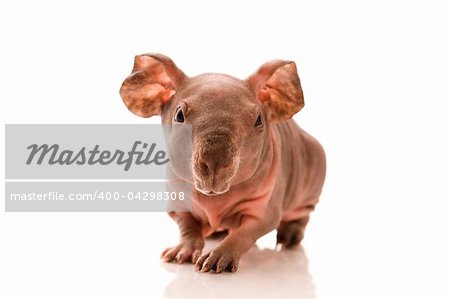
276;216;310;249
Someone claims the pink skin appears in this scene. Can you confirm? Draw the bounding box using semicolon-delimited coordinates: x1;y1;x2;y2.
120;53;326;273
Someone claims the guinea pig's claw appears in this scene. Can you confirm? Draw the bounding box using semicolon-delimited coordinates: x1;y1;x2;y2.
195;248;239;273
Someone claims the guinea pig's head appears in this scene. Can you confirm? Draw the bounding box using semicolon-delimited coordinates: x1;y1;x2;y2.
120;53;304;196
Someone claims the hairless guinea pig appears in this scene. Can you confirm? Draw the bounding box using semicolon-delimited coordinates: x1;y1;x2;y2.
120;53;326;273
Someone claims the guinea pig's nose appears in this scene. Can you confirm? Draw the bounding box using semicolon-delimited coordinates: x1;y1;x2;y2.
198;155;230;178
199;160;214;177
195;130;235;180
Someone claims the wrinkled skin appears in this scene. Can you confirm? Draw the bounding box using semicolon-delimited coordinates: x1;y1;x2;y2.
120;53;326;273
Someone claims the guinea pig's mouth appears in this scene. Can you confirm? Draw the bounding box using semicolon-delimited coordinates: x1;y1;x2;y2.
194;186;229;196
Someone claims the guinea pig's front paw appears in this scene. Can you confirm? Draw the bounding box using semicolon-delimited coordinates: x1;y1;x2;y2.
161;239;204;264
195;247;240;273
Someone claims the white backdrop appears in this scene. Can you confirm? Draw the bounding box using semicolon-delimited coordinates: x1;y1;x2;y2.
1;0;450;298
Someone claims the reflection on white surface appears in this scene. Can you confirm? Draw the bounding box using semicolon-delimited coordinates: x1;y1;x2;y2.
162;240;316;299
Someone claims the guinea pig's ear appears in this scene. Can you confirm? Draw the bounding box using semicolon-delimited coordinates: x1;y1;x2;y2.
246;60;304;122
120;53;186;118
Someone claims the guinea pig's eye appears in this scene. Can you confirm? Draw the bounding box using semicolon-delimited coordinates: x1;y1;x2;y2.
254;115;263;127
174;107;185;123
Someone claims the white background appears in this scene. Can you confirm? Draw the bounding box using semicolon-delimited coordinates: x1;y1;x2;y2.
1;0;450;298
